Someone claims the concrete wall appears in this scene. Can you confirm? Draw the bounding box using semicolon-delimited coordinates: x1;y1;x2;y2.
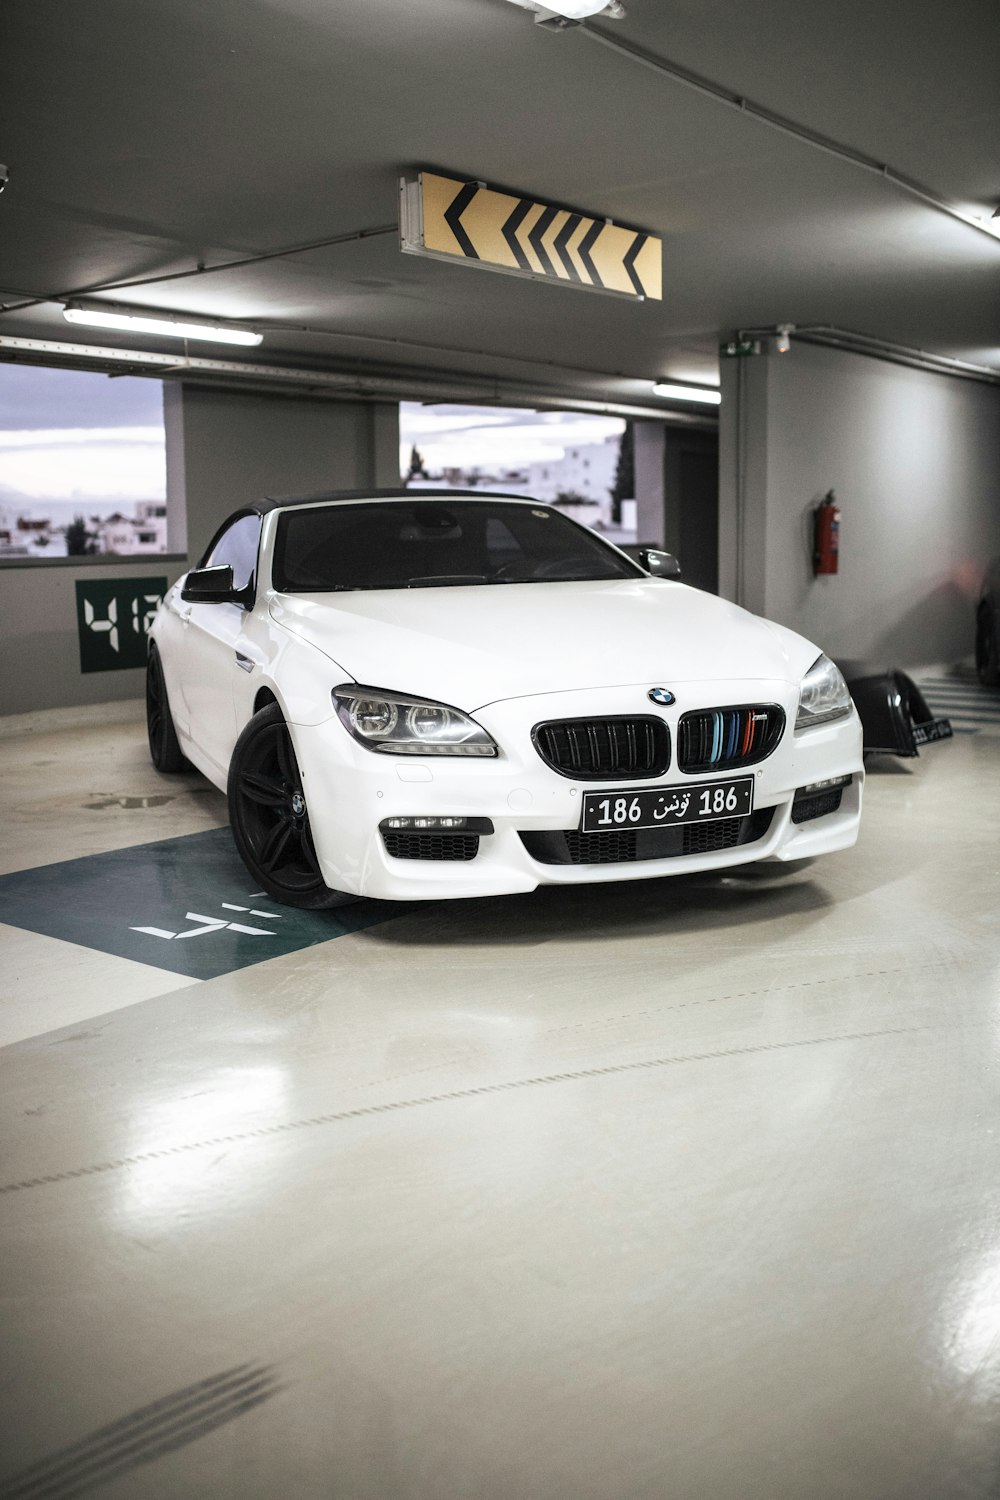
720;342;1000;668
634;423;721;593
0;387;400;716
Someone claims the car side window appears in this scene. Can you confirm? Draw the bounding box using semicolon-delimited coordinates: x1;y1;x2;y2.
206;514;262;591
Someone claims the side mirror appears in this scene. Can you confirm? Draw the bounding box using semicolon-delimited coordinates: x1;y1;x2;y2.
181;565;252;606
638;548;682;579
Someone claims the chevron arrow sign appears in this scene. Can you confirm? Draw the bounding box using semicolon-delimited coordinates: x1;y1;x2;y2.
399;172;662;301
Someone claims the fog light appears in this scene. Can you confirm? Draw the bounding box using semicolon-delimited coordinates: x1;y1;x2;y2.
800;774;852;794
382;815;470;830
380;815;494;833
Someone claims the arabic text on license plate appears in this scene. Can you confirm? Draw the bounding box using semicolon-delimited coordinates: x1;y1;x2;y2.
581;776;754;833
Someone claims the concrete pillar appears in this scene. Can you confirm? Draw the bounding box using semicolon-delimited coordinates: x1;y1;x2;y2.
718;352;769;612
633;422;665;547
370;402;402;487
174;387;399;564
718;339;1000;665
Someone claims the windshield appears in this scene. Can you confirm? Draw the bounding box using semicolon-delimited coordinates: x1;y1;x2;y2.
272;499;643;592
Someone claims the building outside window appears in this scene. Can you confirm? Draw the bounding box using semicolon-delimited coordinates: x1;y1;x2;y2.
0;364;169;560
399;403;634;543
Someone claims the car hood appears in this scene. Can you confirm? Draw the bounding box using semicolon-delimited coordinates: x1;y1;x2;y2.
268;579;815;710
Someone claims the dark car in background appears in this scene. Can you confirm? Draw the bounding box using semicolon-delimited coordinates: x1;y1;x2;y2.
977;558;1000;686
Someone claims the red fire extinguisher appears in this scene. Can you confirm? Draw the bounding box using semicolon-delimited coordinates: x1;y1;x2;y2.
813;490;840;576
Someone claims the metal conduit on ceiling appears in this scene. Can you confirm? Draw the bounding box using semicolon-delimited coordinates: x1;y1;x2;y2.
0;335;716;425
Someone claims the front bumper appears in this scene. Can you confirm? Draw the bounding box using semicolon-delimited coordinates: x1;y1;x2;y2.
290;679;864;900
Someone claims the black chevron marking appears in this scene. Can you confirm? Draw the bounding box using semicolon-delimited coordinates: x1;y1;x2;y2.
623;231;649;295
502;198;534;271
554;213;584;280
577;219;604;286
528;206;559;276
444;182;480;259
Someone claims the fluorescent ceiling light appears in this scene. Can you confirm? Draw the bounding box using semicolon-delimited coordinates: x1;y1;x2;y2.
967;213;1000;240
652;383;722;405
506;0;612;17
537;1;610;14
63;304;263;346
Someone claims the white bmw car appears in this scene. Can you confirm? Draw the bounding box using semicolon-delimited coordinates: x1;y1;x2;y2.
147;489;864;907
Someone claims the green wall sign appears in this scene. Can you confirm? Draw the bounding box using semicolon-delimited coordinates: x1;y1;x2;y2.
75;577;168;674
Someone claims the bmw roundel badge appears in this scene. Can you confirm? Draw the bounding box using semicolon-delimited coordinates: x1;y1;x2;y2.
648;687;675;706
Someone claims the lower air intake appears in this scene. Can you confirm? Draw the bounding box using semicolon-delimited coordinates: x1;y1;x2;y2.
382;831;480;861
520;810;774;866
791;787;843;824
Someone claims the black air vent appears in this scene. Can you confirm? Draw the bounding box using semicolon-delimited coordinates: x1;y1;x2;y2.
677;705;785;774
791;787;843;824
533;716;670;781
520;809;774;865
382;832;480;861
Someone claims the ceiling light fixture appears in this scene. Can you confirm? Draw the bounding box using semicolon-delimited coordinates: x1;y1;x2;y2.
652;382;722;405
970;208;1000;239
504;0;624;22
62;302;263;346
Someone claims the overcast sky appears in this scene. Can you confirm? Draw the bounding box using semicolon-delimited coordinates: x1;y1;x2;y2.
0;364;166;511
0;363;164;429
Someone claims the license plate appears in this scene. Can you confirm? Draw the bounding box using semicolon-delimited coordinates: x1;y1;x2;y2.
911;717;952;746
581;776;754;832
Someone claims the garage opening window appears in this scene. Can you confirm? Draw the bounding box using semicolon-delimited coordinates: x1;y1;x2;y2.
273;500;642;592
399;402;631;542
0;364;169;561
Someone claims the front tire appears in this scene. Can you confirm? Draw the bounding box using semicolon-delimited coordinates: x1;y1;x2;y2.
228;703;351;909
146;646;189;772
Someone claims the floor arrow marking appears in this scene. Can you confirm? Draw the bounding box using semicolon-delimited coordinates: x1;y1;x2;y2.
174;913;228;940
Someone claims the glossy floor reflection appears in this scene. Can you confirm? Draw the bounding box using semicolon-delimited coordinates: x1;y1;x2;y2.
2;716;999;1499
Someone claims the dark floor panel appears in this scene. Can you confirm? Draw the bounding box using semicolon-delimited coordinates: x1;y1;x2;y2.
0;827;405;979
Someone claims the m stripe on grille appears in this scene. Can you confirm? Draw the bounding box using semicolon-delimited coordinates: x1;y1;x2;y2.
678;705;783;773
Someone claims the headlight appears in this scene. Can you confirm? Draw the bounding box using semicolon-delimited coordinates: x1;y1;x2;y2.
333;685;498;756
795;654;852;730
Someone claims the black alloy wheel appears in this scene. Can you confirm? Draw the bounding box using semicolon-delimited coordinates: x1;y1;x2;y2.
146;647;188;772
976;605;1000;686
228;703;350;909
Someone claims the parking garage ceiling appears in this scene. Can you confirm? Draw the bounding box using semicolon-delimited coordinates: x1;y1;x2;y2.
0;0;998;413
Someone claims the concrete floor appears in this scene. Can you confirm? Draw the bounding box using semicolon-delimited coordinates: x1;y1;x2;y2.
1;709;999;1499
